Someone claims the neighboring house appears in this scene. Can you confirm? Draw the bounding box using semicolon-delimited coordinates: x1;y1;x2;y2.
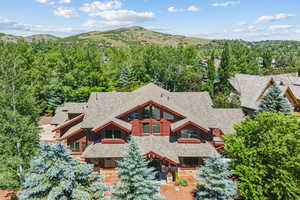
51;83;243;173
230;73;300;115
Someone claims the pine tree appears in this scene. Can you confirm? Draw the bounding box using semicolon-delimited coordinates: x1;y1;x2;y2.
263;49;272;69
19;143;108;200
217;42;231;94
258;84;291;114
112;138;164;200
196;155;238;200
119;63;132;87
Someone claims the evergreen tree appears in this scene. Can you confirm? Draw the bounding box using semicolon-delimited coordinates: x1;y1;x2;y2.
119;63;132;87
262;49;272;69
46;87;64;111
196;155;238;200
19;143;108;200
217;42;231;94
207;51;216;96
258;84;291;114
112;138;164;200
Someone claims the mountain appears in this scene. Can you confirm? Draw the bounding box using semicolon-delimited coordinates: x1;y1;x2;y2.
60;26;210;47
0;33;59;42
25;34;60;42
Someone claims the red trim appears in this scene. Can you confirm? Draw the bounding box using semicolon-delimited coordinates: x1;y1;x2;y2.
116;100;185;119
53;114;84;132
177;138;201;143
145;151;177;166
172;121;209;133
93;121;131;133
70;152;82;155
40;140;56;143
179;168;198;170
58;128;84;141
102;139;125;144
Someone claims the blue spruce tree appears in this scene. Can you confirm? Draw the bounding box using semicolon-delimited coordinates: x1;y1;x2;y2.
19;143;108;200
258;84;291;114
112;137;164;200
196;155;238;200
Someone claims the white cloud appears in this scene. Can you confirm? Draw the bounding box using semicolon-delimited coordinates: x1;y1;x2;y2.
295;30;300;33
54;7;79;18
0;17;79;36
212;1;240;7
80;0;122;13
168;6;179;13
187;5;200;12
91;9;154;21
256;13;296;23
168;5;200;13
59;0;71;3
36;0;48;3
270;25;294;29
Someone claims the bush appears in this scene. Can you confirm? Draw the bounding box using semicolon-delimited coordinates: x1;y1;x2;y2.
175;178;189;187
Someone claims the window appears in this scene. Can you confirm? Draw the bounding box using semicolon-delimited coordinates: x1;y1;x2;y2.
128;111;139;121
181;157;199;168
142;122;161;134
69;141;80;152
152;122;160;134
143;106;151;119
163;111;174;121
152;106;161;120
142;105;161;120
142;122;151;134
180;129;198;139
105;129;122;139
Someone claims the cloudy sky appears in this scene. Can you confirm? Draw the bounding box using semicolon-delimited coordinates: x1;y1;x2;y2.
0;0;299;41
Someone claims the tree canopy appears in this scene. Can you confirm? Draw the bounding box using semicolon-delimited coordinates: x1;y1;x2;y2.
19;143;108;200
225;112;300;200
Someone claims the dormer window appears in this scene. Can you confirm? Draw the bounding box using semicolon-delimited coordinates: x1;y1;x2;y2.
180;129;198;139
105;129;122;139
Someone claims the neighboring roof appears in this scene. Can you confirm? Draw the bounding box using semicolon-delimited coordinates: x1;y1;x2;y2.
63;102;87;113
230;73;300;110
212;109;244;134
51;107;68;125
51;103;87;125
81;136;218;163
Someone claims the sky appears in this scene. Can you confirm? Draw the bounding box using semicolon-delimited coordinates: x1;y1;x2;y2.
0;0;300;41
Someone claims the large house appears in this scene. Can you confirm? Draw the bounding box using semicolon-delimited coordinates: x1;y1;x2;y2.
230;73;300;115
51;83;243;171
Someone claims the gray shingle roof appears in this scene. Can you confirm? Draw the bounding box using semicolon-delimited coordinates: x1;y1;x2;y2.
57;83;243;135
230;73;300;110
52;103;87;125
81;136;218;163
51;107;68;125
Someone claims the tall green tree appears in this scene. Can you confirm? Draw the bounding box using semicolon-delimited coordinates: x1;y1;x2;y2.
206;51;216;96
262;49;272;69
196;155;238;200
112;138;164;200
225;112;300;200
217;42;231;94
258;84;291;114
19;143;108;200
0;41;40;189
